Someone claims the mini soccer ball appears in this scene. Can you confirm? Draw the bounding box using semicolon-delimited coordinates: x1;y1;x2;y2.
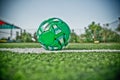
36;18;70;50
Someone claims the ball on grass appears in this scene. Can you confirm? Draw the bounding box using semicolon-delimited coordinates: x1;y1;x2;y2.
36;18;70;50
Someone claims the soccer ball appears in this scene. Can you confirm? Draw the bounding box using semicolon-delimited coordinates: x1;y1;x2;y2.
36;18;70;50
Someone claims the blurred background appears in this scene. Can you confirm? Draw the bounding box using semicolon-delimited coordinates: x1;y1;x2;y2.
0;0;120;43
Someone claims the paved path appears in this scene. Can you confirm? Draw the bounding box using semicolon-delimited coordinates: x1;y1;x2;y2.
0;48;120;53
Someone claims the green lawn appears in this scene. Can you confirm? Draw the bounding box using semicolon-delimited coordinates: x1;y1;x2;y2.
0;51;120;80
0;43;120;50
0;43;41;48
66;43;120;50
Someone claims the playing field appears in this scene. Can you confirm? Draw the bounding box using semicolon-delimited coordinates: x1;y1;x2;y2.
0;43;120;49
0;43;120;80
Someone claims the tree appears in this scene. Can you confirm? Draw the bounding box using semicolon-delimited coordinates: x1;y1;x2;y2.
116;24;120;32
16;31;19;40
85;22;102;42
116;17;120;32
69;29;79;43
82;21;120;43
84;27;93;42
33;32;37;42
21;30;32;42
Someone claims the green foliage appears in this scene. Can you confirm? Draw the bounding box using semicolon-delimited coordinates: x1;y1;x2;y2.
116;24;120;32
69;29;80;43
100;28;120;42
82;22;120;43
16;30;33;42
33;32;37;42
21;30;32;42
0;51;120;80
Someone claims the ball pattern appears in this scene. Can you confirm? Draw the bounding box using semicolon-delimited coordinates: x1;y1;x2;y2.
37;18;70;50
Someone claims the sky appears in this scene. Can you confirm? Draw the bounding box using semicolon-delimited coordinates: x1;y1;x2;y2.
0;0;120;35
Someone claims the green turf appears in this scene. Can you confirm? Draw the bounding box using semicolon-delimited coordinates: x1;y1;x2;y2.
66;43;120;50
0;51;120;80
0;43;41;48
0;43;120;50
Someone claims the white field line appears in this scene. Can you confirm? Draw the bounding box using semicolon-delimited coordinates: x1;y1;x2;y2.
0;48;120;53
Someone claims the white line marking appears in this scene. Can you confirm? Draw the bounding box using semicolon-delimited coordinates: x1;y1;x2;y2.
0;48;120;53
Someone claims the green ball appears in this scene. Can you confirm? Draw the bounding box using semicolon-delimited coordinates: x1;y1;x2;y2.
36;18;70;50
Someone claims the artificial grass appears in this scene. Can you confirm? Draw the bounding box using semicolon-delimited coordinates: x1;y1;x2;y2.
0;51;120;80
